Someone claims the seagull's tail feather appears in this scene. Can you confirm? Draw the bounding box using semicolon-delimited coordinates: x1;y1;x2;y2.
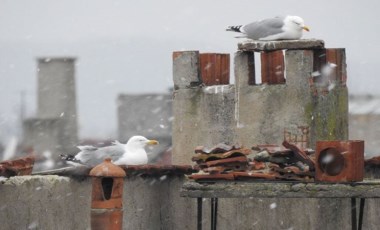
60;154;84;166
60;153;75;161
112;140;122;145
226;25;243;33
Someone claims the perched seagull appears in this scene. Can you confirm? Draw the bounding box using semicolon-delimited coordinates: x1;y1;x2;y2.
61;135;159;167
226;15;310;40
114;136;159;165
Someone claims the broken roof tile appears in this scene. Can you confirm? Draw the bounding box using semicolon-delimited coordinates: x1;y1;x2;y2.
192;148;252;163
194;143;242;154
253;151;296;164
252;144;293;156
365;156;380;166
248;161;267;170
252;144;314;156
270;164;314;177
199;156;248;168
282;141;315;170
0;155;35;177
189;142;318;182
202;166;228;174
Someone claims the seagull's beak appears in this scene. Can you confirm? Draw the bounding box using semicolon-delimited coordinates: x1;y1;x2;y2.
147;140;159;145
302;26;310;32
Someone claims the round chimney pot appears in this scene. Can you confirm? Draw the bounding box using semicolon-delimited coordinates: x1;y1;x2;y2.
89;158;126;177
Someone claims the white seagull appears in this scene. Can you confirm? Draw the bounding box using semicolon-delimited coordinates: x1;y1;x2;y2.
114;136;158;165
226;15;310;40
61;135;159;167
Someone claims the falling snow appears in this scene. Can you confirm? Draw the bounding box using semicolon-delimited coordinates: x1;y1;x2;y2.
321;154;334;164
328;83;336;91
28;221;38;229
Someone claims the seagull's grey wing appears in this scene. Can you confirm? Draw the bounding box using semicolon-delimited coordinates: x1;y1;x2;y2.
243;17;285;40
74;145;125;166
77;145;98;151
87;145;125;166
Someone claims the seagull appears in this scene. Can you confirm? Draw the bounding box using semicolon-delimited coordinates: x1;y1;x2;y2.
226;15;310;40
114;136;159;165
61;135;159;167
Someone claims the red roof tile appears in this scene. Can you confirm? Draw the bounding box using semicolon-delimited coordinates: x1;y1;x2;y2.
0;155;35;177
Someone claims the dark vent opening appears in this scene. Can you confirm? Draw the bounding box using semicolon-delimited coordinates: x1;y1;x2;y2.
318;148;345;176
101;178;114;200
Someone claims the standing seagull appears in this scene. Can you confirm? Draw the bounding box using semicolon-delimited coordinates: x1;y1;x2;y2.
62;135;159;167
226;16;310;40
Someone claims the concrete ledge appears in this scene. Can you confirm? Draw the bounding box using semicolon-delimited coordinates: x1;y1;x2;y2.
1;175;70;186
181;180;380;198
0;174;196;230
238;39;325;51
0;175;91;230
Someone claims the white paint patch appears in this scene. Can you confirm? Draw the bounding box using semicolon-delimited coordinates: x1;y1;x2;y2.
203;85;232;94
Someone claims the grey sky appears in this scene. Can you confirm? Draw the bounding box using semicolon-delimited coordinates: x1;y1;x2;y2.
1;0;379;142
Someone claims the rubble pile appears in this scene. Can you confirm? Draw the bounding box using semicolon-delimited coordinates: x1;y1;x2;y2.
189;141;315;182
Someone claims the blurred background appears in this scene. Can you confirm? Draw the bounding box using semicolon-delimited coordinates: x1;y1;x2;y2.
1;0;379;168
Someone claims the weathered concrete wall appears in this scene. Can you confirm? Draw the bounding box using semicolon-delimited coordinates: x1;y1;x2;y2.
172;86;235;164
172;49;348;162
171;48;352;230
0;176;91;230
0;175;196;230
123;176;196;230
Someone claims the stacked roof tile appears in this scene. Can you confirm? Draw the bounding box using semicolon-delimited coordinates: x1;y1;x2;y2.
189;141;315;182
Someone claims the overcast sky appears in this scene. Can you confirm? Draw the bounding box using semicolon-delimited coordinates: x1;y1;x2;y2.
1;0;379;143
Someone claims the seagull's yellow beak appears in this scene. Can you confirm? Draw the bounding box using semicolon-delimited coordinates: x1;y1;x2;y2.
147;140;159;145
303;26;310;32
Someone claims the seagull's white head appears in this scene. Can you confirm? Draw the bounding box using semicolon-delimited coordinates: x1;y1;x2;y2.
286;16;310;32
126;135;159;149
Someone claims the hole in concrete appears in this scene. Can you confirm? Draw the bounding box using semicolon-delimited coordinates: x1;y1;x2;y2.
318;148;345;176
101;178;114;200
